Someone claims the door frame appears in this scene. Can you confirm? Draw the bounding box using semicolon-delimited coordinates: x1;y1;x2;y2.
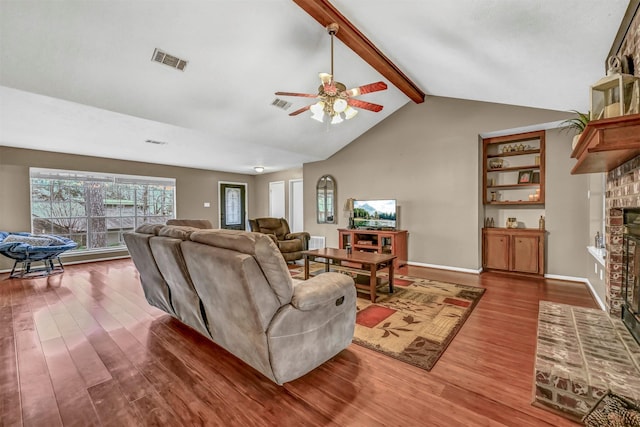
289;178;303;233
268;180;286;219
217;181;248;230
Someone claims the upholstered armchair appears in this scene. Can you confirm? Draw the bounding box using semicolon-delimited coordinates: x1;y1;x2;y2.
249;217;310;262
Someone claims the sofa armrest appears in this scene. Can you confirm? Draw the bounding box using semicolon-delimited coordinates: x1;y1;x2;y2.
291;272;354;311
285;231;310;242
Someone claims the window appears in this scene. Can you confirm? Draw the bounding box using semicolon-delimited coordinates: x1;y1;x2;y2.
30;168;175;251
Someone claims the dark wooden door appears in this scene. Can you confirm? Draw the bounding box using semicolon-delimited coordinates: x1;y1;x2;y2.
219;183;246;230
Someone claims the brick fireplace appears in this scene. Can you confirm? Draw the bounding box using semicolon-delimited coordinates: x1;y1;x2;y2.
606;155;640;316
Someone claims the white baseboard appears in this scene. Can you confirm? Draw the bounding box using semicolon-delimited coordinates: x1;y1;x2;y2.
407;261;481;275
544;273;607;311
0;254;131;274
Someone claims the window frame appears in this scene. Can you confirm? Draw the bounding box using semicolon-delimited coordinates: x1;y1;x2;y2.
29;167;176;253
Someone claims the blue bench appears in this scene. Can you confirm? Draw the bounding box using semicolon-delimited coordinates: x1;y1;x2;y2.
0;232;78;278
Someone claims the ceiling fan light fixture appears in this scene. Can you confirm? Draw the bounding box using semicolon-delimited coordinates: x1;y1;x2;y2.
344;106;358;120
331;114;343;125
275;22;386;125
333;98;347;113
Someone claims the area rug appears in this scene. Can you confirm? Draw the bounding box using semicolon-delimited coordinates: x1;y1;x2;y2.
290;265;485;371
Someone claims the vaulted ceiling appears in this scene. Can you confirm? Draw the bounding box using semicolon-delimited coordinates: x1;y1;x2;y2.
0;0;630;174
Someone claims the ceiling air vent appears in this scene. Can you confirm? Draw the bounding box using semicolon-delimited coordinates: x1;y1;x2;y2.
271;98;292;110
151;48;187;71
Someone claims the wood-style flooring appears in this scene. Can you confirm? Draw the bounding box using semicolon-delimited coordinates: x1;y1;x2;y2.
0;259;598;426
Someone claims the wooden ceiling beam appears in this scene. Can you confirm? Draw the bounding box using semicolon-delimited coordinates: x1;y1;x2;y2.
293;0;425;104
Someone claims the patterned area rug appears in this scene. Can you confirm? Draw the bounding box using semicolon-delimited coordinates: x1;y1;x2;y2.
290;265;485;371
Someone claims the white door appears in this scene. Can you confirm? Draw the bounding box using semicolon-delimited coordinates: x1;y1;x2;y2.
269;181;285;218
289;179;303;232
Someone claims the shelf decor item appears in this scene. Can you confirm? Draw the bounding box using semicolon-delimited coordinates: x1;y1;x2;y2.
590;63;639;120
489;158;504;169
518;170;533;184
561;110;591;150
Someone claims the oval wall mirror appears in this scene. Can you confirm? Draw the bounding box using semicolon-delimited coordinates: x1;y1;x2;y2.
316;175;336;224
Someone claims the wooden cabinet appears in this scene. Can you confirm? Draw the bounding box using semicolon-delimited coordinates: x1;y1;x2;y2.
483;228;545;276
484;231;510;270
338;229;408;268
482;130;545;205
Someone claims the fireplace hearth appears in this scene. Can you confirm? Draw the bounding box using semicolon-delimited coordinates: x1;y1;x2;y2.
622;208;640;344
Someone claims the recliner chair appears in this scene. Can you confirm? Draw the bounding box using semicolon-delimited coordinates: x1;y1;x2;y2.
249;217;310;262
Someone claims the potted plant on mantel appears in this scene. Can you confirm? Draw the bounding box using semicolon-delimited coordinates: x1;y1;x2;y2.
561;110;591;150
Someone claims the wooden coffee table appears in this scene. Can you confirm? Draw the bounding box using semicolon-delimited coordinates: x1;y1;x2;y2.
302;248;396;302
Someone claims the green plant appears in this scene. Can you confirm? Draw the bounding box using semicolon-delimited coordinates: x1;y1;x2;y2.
561;110;591;133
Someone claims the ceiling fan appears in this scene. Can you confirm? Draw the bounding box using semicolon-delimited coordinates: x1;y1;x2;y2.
275;23;387;124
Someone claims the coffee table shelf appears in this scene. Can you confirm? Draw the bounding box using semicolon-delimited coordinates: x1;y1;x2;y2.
302;248;396;302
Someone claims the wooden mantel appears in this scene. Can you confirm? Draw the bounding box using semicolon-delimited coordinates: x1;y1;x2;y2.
570;113;640;174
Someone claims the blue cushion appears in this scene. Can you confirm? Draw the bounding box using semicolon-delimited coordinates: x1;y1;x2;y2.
2;234;55;247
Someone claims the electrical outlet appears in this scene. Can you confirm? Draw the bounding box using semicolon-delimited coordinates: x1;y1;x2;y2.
204;202;211;208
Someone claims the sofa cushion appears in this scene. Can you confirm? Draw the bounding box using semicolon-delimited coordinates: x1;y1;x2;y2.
135;223;164;235
166;219;213;229
158;225;198;240
190;230;293;305
277;239;302;253
254;218;288;240
150;236;210;337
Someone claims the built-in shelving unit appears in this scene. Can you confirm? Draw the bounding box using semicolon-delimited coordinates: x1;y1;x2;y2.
482;130;546;205
481;130;546;276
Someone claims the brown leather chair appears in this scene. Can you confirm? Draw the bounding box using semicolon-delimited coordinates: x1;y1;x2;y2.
249;217;310;262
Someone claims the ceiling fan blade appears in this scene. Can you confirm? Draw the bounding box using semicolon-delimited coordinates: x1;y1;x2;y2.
346;81;388;97
275;92;318;98
288;105;312;116
347;98;384;112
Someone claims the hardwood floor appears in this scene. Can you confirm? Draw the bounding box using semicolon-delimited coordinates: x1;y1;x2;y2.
0;259;598;426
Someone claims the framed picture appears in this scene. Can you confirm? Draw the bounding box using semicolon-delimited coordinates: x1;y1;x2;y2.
532;171;540;183
518;170;533;184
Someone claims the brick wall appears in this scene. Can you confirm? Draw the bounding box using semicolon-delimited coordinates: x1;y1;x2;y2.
606;156;640;314
603;5;640;316
618;5;640;73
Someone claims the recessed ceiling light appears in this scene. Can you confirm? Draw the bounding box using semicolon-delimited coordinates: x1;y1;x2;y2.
254;166;264;173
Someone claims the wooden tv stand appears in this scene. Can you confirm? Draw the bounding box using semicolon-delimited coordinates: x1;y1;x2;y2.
338;229;408;268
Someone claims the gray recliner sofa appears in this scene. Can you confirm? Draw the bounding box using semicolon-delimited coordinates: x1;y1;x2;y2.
124;224;356;385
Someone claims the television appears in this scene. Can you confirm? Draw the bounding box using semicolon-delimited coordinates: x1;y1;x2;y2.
352;199;397;230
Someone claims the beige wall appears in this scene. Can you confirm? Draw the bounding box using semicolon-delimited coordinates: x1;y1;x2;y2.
0;146;255;270
2;96;593;278
544;128;590;277
302;96;588;275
